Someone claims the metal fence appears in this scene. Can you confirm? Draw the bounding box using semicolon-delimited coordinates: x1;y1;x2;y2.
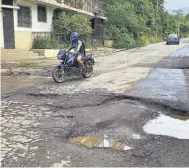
32;32;104;49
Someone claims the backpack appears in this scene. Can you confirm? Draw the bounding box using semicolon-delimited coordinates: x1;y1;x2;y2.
82;42;86;55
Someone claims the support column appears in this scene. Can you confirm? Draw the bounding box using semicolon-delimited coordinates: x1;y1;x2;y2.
0;0;5;48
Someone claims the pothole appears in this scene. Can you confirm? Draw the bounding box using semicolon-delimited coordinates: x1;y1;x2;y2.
1;76;50;94
143;113;189;139
70;135;132;151
170;114;189;121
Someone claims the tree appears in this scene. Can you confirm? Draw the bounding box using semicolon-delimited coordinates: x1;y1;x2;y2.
54;0;189;48
104;0;161;48
53;11;92;39
186;13;189;21
162;11;177;35
105;1;147;48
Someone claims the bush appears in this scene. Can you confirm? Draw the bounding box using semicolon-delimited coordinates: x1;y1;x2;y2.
138;35;162;47
32;36;57;49
148;36;162;43
52;11;94;49
53;12;92;39
139;35;150;46
32;36;97;50
70;14;92;38
32;36;70;49
114;33;136;49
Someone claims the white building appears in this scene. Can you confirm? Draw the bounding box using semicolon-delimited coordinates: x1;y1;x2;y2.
0;0;106;49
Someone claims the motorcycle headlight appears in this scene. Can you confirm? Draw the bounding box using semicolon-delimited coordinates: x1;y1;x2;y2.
57;54;62;60
57;49;66;60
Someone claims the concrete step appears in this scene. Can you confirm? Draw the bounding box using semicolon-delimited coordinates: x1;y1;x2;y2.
1;50;38;55
1;52;39;55
1;49;33;52
1;52;40;56
1;49;44;61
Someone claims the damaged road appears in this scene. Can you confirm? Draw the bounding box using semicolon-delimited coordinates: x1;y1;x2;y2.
1;40;189;167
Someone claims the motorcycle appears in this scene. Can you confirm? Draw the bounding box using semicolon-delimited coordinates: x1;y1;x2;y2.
52;49;95;83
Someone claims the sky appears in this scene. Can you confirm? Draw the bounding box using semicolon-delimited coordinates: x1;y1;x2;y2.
165;0;189;10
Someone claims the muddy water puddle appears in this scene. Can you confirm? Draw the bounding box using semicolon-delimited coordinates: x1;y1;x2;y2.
1;76;51;94
70;135;132;151
170;114;189;121
143;113;189;139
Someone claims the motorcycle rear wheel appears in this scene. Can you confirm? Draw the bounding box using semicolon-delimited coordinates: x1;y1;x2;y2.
52;67;66;83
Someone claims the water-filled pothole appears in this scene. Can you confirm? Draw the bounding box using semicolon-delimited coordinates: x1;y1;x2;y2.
1;76;50;93
170;114;189;121
70;135;132;151
143;114;189;139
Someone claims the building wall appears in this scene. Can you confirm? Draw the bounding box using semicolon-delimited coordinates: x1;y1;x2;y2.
0;7;4;48
13;0;55;49
1;0;105;49
14;0;55;32
15;31;32;49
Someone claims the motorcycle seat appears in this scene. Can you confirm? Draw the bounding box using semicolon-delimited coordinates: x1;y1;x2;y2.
84;54;92;57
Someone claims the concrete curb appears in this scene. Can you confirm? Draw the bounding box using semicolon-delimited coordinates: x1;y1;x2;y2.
1;68;52;77
1;69;10;76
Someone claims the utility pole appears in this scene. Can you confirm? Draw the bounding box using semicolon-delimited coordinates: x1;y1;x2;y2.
178;15;181;36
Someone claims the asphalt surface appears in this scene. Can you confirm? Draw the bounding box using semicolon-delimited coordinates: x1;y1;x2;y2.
1;40;189;167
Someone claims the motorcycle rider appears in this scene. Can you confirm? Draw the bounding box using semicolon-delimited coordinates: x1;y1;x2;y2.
68;32;85;70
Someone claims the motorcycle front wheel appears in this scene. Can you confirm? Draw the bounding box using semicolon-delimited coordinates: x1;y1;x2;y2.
52;67;66;83
82;61;93;78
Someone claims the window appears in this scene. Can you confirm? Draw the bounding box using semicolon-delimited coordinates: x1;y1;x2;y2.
2;0;13;5
38;5;47;22
17;5;32;28
168;34;178;38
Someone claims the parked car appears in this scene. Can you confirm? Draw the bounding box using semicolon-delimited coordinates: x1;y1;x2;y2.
166;34;180;45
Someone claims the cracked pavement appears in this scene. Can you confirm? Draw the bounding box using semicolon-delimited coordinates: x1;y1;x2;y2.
1;40;189;167
1;100;51;162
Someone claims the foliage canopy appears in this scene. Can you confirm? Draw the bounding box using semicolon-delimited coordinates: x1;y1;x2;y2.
104;0;189;48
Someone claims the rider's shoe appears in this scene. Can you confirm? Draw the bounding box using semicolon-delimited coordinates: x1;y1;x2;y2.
79;65;83;74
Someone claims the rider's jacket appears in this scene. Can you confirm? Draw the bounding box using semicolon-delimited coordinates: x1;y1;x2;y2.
72;40;85;54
